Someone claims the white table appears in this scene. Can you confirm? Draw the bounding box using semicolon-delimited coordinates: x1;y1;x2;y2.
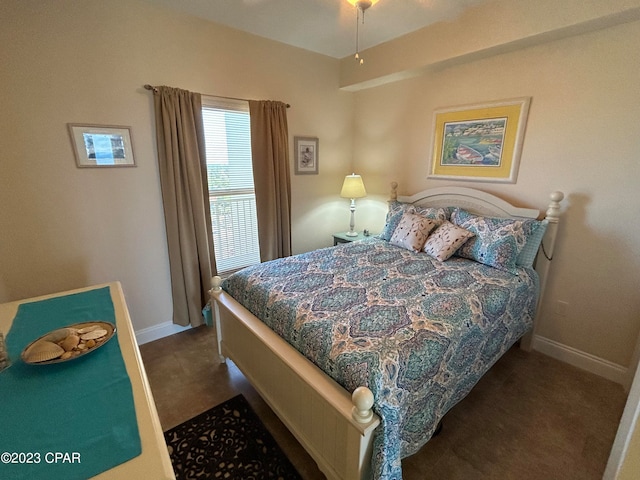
0;282;175;480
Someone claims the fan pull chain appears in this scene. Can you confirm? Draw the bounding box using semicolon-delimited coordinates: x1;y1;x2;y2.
355;4;365;65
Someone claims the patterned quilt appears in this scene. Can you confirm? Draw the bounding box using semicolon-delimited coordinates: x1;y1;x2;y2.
222;237;539;480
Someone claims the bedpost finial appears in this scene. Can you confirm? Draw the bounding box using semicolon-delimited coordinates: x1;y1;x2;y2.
211;276;223;292
390;182;398;201
351;386;374;424
546;191;564;222
550;191;564;203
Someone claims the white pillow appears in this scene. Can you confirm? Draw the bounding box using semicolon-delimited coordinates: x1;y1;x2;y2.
423;221;475;261
390;212;438;253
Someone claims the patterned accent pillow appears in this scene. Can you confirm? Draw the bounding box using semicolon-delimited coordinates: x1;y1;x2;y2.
379;202;448;241
423;221;475;261
451;208;533;274
390;212;439;252
413;205;449;222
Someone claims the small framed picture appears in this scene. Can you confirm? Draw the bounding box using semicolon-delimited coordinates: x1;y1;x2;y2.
68;124;136;168
294;136;318;175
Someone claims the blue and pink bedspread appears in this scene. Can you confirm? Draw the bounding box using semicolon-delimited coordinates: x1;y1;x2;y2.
222;237;539;479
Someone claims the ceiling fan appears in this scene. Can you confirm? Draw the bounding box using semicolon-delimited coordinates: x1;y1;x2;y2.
187;0;485;60
347;0;380;64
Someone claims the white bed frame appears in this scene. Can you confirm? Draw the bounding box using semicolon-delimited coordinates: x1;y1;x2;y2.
209;184;564;480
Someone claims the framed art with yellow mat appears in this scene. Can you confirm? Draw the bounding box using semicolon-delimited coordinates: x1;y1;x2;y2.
428;97;530;183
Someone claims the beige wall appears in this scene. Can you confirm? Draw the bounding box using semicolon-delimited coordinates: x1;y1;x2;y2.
351;12;640;367
0;0;353;332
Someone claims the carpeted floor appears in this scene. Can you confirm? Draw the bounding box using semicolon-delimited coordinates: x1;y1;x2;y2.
164;394;302;480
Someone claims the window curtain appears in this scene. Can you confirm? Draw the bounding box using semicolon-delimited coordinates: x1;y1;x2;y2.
152;86;216;327
248;100;292;261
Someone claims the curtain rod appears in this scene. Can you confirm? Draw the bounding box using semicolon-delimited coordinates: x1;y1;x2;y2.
143;84;290;108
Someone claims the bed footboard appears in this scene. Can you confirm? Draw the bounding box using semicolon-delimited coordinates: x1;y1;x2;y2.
210;278;380;480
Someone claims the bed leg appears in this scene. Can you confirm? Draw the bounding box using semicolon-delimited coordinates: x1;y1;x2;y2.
520;331;533;351
213;302;227;364
433;419;443;437
210;276;227;364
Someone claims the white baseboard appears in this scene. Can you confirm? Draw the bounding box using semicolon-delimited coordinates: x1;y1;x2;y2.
135;321;192;345
532;335;628;385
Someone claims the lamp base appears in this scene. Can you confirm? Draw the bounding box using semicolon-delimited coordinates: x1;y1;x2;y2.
345;231;358;237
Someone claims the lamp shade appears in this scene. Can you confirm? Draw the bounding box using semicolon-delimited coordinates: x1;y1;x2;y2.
340;174;367;199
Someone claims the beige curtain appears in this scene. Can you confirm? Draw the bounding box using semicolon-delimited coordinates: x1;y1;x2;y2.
248;100;292;261
152;86;216;327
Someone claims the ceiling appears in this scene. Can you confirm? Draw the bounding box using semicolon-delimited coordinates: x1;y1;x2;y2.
145;0;486;59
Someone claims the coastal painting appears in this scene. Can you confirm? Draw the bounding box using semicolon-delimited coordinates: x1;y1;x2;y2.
441;118;507;166
429;98;530;183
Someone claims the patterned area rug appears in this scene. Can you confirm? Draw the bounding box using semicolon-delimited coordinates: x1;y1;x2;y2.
164;394;302;479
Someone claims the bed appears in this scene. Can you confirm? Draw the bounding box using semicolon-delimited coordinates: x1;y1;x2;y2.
209;184;564;480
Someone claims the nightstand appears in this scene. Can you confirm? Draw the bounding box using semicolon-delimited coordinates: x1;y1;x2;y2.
333;232;370;245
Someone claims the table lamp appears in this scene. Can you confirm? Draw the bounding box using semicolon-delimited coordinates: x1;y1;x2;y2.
340;173;367;236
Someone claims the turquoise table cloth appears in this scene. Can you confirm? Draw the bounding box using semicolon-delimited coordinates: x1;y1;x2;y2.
0;287;141;480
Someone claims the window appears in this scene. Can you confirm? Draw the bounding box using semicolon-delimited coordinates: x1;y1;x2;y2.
201;97;260;275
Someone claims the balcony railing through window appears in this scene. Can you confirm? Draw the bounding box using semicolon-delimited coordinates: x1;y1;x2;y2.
209;190;260;274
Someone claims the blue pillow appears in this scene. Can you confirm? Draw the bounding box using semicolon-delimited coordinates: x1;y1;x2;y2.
451;208;540;274
379;201;407;241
